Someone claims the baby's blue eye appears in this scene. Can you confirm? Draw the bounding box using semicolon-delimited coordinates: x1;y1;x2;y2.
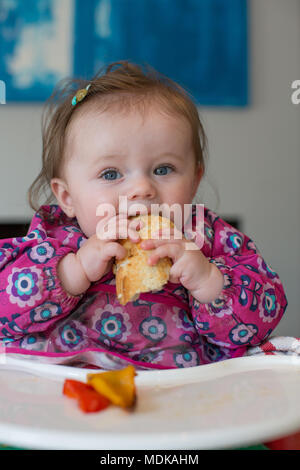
100;169;121;181
154;165;173;176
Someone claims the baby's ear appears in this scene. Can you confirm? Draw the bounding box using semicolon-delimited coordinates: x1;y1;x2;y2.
50;178;75;218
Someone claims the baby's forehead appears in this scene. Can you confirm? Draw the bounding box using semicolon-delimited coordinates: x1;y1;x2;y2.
60;96;196;178
67;94;191;139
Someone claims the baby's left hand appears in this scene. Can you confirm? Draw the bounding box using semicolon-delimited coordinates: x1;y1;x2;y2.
140;227;224;304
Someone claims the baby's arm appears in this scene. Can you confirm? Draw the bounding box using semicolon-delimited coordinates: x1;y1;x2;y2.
57;213;139;295
0;206;83;341
189;210;288;352
0;206;136;342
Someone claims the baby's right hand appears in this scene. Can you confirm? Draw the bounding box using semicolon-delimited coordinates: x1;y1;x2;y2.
57;214;142;296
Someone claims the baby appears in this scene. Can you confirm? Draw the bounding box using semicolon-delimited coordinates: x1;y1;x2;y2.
0;61;287;370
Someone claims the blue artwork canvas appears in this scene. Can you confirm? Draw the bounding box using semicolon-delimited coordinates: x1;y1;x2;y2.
0;0;75;101
0;0;248;106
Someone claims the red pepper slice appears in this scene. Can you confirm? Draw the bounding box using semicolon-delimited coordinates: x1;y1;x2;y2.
63;379;111;413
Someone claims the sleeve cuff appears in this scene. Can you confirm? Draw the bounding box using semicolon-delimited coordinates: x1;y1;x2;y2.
189;257;235;314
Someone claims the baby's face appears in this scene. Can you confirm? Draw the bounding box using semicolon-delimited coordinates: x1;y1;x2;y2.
52;104;202;237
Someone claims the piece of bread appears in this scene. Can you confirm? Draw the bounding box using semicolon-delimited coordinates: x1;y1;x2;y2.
113;214;174;305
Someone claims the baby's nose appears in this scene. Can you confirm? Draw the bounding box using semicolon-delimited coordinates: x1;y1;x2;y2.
127;177;156;200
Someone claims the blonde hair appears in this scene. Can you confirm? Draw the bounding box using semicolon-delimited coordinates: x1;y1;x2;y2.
28;60;208;211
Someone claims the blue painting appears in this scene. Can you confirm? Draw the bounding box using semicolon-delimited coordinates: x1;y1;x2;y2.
0;0;75;101
0;0;248;106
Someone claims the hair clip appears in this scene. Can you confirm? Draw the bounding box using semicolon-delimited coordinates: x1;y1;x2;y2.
71;83;91;106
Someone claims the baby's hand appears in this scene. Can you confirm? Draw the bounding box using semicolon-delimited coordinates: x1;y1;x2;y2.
140;227;224;304
78;213;143;281
58;214;142;296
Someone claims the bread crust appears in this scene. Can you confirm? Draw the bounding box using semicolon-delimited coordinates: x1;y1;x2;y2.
113;215;174;305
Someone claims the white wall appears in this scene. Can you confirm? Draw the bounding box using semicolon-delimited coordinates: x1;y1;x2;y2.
0;0;299;335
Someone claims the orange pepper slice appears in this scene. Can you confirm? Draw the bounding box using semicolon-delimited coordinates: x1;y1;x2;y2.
87;365;136;409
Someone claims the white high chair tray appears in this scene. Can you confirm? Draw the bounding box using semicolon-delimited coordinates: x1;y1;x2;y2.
0;355;300;450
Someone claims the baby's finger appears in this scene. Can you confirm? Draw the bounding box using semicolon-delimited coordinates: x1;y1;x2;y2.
169;274;181;284
100;241;127;262
147;243;182;266
140;237;184;250
168;265;182;284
